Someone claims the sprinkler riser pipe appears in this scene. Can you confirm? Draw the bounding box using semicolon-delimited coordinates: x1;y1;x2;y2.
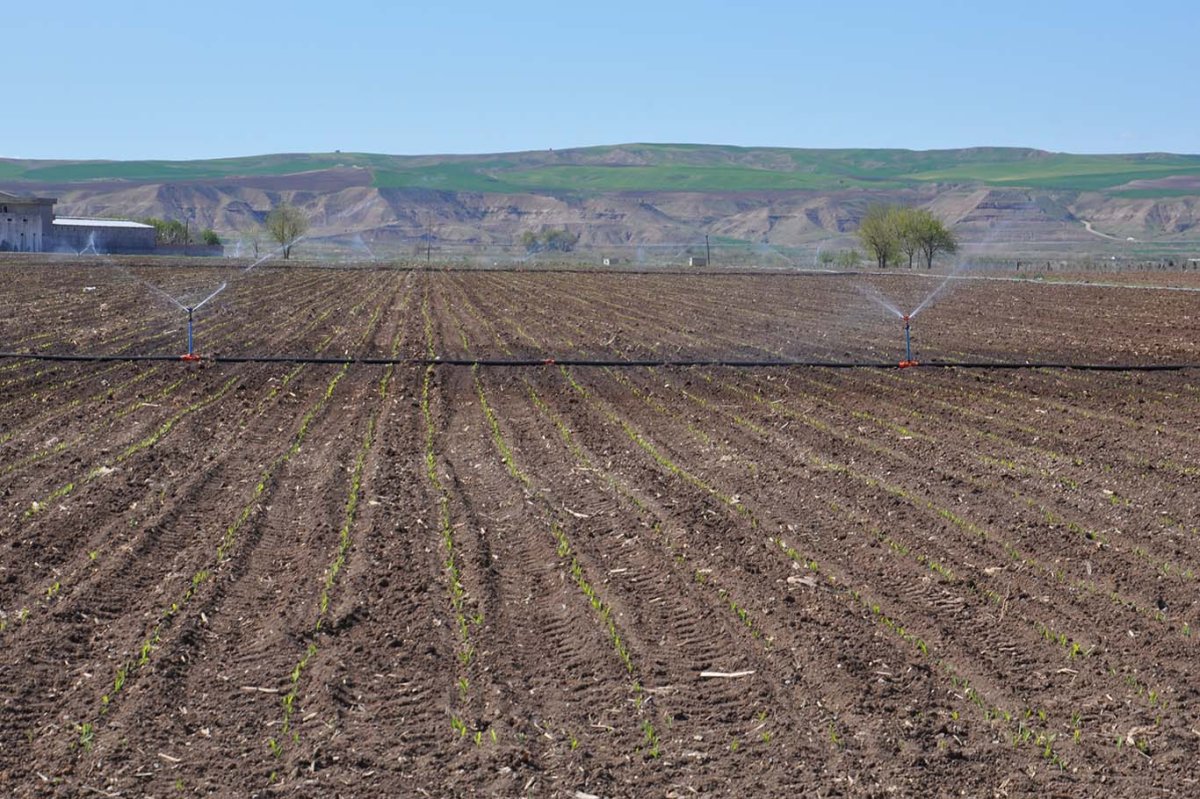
904;317;912;362
186;308;194;356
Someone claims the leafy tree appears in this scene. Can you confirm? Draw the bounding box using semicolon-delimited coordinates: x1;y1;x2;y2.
836;248;861;268
140;217;188;246
857;205;956;270
912;211;957;269
265;203;308;259
201;229;221;246
545;229;579;252
893;206;922;270
857;205;900;269
520;228;579;254
894;206;958;269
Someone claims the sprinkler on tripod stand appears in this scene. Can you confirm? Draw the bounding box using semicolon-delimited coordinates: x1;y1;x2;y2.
898;314;919;369
180;306;200;361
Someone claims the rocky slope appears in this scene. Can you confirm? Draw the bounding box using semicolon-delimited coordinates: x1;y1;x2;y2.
3;145;1197;258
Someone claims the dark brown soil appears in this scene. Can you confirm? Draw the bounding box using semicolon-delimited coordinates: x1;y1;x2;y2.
0;261;1198;797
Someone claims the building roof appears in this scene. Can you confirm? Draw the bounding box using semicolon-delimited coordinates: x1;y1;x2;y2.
53;217;154;229
0;190;56;204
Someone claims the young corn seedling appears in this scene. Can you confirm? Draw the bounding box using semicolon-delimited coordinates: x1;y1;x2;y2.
76;722;94;751
641;719;661;759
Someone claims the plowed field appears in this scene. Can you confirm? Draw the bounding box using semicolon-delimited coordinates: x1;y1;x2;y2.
1;262;1198;797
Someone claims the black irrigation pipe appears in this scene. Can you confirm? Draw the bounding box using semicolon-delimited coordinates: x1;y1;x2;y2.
1;351;1197;372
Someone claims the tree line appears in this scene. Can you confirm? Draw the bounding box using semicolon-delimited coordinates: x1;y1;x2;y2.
139;218;222;246
142;203;954;266
142;204;310;258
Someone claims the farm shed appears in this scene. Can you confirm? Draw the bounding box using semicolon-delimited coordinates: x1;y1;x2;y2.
0;191;155;253
53;217;156;253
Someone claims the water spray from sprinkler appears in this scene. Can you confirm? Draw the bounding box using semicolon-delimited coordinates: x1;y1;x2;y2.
78;232;100;256
179;282;225;361
855;284;923;367
170;236;298;358
75;222;300;365
753;240;798;270
858;267;969;368
350;233;376;261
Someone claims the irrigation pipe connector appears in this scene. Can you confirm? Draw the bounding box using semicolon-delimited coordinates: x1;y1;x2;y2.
0;351;1197;372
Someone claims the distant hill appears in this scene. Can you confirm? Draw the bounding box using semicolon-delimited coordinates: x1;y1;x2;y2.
2;144;1199;259
5;144;1200;194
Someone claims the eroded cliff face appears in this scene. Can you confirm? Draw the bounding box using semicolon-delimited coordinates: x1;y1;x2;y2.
1071;194;1199;236
14;175;1200;253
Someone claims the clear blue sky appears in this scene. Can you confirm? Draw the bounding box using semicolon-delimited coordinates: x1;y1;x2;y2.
7;0;1198;160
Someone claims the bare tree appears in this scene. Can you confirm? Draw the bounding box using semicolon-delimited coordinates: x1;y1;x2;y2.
265;203;308;259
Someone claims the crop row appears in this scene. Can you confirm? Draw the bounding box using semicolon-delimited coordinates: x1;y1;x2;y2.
71;285;392;747
269;289;412;764
438;273;840;766
0;275;378;638
438;271;1188;770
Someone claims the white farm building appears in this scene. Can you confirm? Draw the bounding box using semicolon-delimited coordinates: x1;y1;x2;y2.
0;192;156;253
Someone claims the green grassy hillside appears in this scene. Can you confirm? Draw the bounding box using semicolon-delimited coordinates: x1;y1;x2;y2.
3;144;1199;195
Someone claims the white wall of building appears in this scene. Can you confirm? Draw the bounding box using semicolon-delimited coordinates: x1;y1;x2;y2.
0;198;53;252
